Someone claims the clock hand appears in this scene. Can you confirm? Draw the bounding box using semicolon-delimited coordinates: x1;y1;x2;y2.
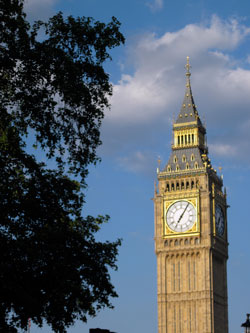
177;202;189;224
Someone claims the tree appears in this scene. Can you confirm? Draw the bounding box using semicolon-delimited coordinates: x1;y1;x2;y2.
0;0;125;332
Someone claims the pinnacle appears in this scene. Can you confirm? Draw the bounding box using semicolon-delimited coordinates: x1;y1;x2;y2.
175;58;203;127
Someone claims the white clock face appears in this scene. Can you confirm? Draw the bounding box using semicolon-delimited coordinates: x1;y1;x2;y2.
215;204;224;236
166;200;196;233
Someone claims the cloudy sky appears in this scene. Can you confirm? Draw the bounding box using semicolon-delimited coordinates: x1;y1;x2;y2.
24;0;250;332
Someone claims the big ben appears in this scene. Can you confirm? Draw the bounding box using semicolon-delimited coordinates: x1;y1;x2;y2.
154;58;228;333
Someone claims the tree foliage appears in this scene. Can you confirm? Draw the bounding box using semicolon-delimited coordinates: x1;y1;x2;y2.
0;0;124;331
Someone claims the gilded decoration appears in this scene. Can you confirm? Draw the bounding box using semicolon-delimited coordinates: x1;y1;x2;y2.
163;196;200;238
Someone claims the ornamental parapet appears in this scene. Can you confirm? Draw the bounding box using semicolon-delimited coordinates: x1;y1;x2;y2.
157;167;206;179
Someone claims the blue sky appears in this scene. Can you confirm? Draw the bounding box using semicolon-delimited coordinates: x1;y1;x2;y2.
24;0;250;332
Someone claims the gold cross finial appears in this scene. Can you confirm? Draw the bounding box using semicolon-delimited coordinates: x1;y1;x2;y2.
157;156;161;168
185;56;191;76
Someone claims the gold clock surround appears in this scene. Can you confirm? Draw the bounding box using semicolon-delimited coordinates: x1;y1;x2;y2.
164;196;200;238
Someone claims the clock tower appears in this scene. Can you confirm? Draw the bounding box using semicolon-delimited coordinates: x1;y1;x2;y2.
154;58;228;333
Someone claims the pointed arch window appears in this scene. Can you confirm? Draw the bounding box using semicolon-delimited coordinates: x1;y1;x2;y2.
186;163;189;170
193;261;196;290
177;261;181;291
191;154;195;161
176;165;180;171
173;156;178;163
182;155;186;162
188;261;191;290
172;264;176;292
194;162;198;169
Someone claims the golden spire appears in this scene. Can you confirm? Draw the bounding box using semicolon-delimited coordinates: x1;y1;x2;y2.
185;56;191;77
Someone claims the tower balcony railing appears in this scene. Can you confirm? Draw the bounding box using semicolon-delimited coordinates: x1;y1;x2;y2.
172;142;208;151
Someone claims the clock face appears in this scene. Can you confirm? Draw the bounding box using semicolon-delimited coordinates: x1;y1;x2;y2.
215;204;224;236
166;200;196;233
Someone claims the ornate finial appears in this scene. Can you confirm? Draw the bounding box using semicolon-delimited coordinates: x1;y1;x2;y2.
185;56;191;77
156;156;161;174
218;166;223;179
157;156;161;168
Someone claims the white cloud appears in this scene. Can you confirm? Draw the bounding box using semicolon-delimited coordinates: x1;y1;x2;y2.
101;16;250;171
147;0;164;12
209;144;237;157
108;16;250;125
117;151;157;176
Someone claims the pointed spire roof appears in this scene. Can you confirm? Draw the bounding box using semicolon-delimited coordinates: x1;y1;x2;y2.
175;57;203;128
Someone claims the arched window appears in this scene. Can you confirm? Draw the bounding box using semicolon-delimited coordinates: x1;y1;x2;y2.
171;183;175;191
194;162;198;169
188;134;191;144
191;154;194;161
167;165;171;172
188;260;191;291
191;181;195;189
176;165;180;171
192;133;194;143
181;136;184;144
182;155;186;162
181;181;184;189
186;181;190;189
172;264;176;291
176;182;180;190
166;183;170;191
173;156;177;163
186;163;189;170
